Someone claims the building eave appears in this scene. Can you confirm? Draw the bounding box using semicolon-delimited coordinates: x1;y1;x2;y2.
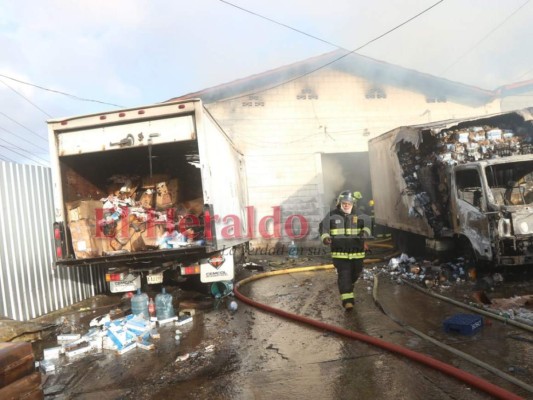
167;49;496;107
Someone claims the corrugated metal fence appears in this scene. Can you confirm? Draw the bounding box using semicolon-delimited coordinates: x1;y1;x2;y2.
0;161;107;321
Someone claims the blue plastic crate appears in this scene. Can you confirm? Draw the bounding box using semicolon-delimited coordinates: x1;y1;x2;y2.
443;314;483;335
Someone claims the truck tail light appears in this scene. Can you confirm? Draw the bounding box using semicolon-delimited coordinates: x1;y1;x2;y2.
180;264;200;275
204;208;212;241
53;222;66;260
204;204;216;246
106;273;125;282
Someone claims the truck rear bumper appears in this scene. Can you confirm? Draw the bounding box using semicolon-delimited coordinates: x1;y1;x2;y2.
55;246;207;267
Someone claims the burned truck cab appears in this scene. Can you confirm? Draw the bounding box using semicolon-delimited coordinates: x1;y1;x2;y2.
484;156;533;265
369;107;533;268
450;155;533;266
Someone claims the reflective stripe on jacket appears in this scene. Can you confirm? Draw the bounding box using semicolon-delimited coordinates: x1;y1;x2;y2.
319;208;367;259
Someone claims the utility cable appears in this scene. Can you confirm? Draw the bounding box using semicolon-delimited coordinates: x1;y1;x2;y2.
0;142;48;167
0;111;48;145
0;135;49;163
0;125;49;153
217;0;445;102
220;0;345;49
515;67;533;81
0;153;17;163
0;73;123;108
0;79;52;118
0;129;50;164
440;0;531;76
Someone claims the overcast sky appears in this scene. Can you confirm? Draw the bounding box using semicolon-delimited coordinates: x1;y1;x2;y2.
1;0;532;166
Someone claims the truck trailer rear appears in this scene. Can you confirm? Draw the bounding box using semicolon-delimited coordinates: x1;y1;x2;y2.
47;99;249;292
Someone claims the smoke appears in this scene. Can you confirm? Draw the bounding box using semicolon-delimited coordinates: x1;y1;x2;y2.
321;152;373;210
322;156;346;209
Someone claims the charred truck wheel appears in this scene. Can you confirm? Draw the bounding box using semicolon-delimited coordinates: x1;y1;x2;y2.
392;229;425;256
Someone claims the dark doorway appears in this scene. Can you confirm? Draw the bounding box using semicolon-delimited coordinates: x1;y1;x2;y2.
321;152;372;210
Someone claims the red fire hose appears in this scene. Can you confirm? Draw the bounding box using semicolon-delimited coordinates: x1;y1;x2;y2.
234;265;523;400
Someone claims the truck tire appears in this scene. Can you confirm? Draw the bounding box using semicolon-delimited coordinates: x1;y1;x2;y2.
391;229;425;256
458;237;478;270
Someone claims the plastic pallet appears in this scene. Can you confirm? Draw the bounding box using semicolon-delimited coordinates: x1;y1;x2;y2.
443;314;483;335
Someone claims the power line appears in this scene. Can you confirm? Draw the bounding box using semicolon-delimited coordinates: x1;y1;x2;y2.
440;0;530;76
0;79;52;118
0;136;49;164
0;73;124;108
0;111;48;145
0;125;49;153
220;0;343;49
218;0;445;102
0;140;48;167
515;67;533;81
0;152;17;164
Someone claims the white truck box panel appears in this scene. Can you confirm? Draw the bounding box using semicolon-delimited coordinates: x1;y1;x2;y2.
57;115;195;156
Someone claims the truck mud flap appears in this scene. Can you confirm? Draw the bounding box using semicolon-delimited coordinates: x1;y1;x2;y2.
200;248;235;283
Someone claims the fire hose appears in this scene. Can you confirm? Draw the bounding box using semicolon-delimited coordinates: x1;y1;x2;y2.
233;244;526;400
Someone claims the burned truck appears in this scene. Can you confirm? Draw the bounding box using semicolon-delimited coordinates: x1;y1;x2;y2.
48;99;249;292
368;108;533;268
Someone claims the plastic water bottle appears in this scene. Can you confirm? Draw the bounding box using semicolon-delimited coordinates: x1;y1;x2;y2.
227;299;238;313
288;241;298;259
148;298;155;318
131;288;149;319
155;287;175;320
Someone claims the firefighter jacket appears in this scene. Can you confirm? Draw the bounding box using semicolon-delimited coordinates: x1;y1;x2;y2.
319;207;371;259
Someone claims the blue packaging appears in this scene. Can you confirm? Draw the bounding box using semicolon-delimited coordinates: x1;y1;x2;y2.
443;314;483;335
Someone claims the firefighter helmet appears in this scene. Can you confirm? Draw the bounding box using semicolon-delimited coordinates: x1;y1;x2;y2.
337;190;355;206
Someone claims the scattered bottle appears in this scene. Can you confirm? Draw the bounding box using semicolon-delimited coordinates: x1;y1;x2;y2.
131;288;149;319
155;287;175;320
288;241;299;259
227;299;238;314
148;297;155;318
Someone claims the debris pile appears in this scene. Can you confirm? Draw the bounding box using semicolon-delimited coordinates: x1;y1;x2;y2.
374;253;533;325
66;174;205;259
39;309;194;375
385;253;470;287
396;124;533;234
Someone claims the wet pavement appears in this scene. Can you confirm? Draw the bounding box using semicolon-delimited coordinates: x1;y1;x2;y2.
1;243;533;399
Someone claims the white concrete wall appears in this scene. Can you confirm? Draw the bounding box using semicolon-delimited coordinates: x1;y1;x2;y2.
205;68;501;246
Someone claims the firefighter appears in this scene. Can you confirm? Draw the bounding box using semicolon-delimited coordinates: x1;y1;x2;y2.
319;190;371;311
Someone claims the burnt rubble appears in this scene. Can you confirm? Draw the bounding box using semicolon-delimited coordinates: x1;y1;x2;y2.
396;124;533;235
361;253;533;325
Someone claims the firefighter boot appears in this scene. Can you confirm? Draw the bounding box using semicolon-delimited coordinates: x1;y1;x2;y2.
341;293;354;311
342;300;354;311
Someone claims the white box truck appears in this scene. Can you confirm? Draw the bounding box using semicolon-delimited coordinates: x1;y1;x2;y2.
48;99;249;292
368;108;533;269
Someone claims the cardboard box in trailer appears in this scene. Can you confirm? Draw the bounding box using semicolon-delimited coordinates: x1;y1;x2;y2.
48;99;249;292
368;108;533;268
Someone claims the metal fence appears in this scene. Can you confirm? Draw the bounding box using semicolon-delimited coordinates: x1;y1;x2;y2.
0;161;107;321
